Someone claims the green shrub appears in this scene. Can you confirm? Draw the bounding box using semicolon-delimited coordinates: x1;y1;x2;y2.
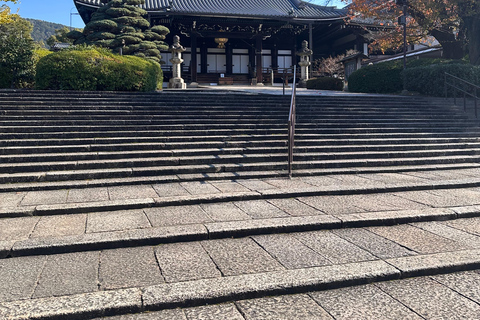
306;77;344;91
348;61;403;94
35;46;162;91
348;58;462;94
0;48;51;89
403;63;480;97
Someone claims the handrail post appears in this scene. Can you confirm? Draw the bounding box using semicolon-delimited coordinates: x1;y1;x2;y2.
476;87;478;119
288;66;297;177
444;73;447;100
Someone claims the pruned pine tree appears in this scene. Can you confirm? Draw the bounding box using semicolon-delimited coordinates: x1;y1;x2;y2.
69;0;169;64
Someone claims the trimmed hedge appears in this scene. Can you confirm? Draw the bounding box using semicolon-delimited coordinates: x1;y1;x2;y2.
35;46;162;91
348;61;403;94
403;63;480;97
348;58;464;94
306;77;344;91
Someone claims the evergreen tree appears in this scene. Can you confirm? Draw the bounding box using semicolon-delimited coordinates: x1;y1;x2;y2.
0;16;35;88
46;26;75;47
69;0;169;64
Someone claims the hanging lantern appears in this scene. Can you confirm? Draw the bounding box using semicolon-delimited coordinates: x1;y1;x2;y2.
214;37;228;49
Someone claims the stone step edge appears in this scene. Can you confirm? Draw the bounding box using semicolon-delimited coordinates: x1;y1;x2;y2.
1;163;480;193
3;205;479;259
1;249;479;320
3;177;480;219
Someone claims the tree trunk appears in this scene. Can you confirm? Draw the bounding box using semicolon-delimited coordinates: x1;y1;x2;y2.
465;14;480;65
430;28;465;60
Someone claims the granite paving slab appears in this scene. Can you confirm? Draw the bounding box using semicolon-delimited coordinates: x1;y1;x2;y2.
332;228;416;259
395;190;467;207
100;309;187;320
298;195;368;215
261;178;314;189
153;183;190;197
0;216;39;241
0;288;142;320
236;294;332;320
297;175;343;187
359;172;428;184
266;198;324;216
445;216;480;235
0;192;25;207
87;209;151;233
293;230;377;264
99;246;163;290
432;270;480;304
200;202;251;221
33;251;99;299
209;181;251;193
155;242;221;283
0;255;46;302
376;276;480;319
428;188;480;206
145;205;213;227
233;200;289;219
184;303;244;320
201;237;284;276
108;185;159;201
237;179;278;191
310;284;423;320
405;170;474;181
330;174;381;185
21;189;68;206
414;221;480;249
180;181;220;195
252;234;330;269
367;224;468;254
30;214;87;239
67;187;109;203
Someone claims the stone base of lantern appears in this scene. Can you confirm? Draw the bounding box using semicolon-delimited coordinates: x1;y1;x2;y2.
168;77;187;89
298;79;307;88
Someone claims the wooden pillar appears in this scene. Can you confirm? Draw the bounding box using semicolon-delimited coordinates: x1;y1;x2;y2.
190;33;198;83
291;35;297;72
200;41;207;74
272;43;278;73
256;36;263;84
226;42;233;74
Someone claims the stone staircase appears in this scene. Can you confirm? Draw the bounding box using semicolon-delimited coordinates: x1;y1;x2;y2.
1;90;480;191
2;89;480;319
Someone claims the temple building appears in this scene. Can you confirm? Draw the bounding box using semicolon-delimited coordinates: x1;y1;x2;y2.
74;0;368;84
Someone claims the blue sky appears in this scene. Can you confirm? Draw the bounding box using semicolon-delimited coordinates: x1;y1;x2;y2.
6;0;347;29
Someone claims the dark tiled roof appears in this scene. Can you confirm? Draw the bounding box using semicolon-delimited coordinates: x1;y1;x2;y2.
75;0;347;20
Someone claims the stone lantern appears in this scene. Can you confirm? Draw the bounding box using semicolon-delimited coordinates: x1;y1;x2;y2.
168;35;187;89
296;40;313;87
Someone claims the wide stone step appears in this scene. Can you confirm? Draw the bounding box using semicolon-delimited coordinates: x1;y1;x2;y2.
3;141;480;158
2;145;480;166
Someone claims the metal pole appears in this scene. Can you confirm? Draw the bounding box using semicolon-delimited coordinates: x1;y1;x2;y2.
475;88;478;118
402;4;407;92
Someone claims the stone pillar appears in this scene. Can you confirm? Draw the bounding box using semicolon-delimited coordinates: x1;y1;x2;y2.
296;40;313;88
168;35;187;89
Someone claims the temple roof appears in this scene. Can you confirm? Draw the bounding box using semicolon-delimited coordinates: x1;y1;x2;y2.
75;0;348;21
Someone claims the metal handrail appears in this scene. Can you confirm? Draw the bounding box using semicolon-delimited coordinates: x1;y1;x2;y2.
445;72;480;118
288;66;297;177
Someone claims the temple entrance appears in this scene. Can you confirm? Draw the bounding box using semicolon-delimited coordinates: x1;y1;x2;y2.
207;49;226;73
232;49;249;74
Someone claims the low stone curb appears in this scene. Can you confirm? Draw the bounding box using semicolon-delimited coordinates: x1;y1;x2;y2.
3;206;477;258
2;178;480;219
1;250;480;320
